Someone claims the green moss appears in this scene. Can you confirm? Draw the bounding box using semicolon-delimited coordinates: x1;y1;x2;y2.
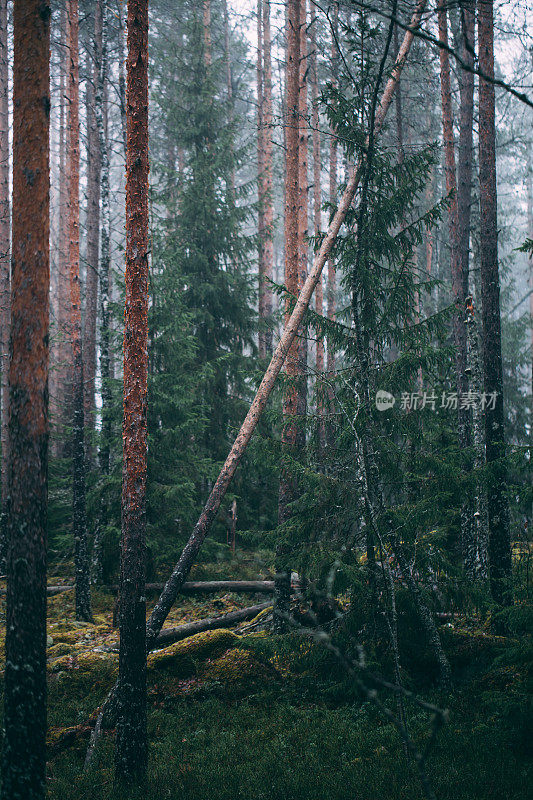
199;647;276;687
148;629;239;678
49;650;118;690
48;643;76;659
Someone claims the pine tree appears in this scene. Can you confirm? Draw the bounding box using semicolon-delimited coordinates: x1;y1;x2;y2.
114;0;149;784
478;0;512;608
0;0;9;569
2;1;50;796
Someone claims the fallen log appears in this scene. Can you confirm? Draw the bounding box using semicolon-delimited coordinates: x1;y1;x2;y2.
109;580;278;595
0;580;280;598
0;585;73;597
154;602;271;648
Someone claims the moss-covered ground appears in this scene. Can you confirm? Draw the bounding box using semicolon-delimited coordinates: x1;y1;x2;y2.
0;549;531;799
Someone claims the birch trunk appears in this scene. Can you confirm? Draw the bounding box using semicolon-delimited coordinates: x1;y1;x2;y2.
83;0;103;459
68;0;92;623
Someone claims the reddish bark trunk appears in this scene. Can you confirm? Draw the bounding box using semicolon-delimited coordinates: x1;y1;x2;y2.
478;0;511;607
0;0;9;562
115;0;149;782
2;2;50;797
296;0;309;450
67;0;91;623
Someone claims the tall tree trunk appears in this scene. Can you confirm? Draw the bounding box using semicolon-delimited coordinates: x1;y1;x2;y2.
144;0;429;650
203;0;211;68
0;0;10;570
92;0;110;584
296;0;309;450
465;296;489;577
478;0;512;608
262;0;274;356
114;0;149;783
309;11;325;458
51;1;70;455
2;2;50;797
275;0;301;628
457;0;475;302
83;0;103;461
457;0;479;577
116;0;127;157
438;0;472;564
223;0;236;200
528;142;533;436
256;0;266;356
67;0;91;623
326;1;338;444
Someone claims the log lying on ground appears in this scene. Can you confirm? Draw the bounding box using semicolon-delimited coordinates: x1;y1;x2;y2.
0;585;73;596
153;602;271;649
0;580;282;598
111;580;278;594
143;0;429;653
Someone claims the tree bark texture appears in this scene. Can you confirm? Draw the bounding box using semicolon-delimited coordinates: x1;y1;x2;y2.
67;0;91;623
276;0;301;627
256;0;266;356
2;2;50;798
326;1;338;444
50;1;70;454
296;0;309;452
309;12;325;457
83;0;103;452
143;0;428;651
457;0;475;302
0;0;10;569
259;0;274;357
438;0;470;449
477;0;512;607
115;0;149;783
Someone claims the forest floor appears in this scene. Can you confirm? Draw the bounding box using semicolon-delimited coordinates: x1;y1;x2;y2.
0;545;531;800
